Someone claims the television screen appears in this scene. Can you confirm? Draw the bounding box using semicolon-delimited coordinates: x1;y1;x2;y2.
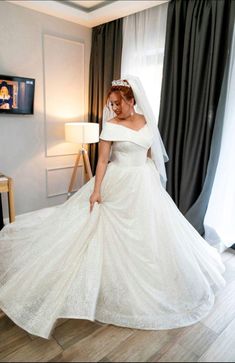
0;75;35;115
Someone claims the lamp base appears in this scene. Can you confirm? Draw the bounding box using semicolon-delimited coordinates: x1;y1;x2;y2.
67;148;93;199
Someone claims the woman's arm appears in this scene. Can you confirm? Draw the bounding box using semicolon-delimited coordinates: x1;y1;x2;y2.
89;139;112;212
93;140;112;193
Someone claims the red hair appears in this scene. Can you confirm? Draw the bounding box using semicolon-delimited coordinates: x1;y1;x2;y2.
106;80;136;105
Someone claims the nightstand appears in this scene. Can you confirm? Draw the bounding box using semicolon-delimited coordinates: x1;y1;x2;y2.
0;174;15;223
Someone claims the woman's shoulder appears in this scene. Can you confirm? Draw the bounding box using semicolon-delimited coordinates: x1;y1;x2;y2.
134;113;146;122
106;117;118;125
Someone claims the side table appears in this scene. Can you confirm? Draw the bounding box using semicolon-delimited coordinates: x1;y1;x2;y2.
0;174;15;223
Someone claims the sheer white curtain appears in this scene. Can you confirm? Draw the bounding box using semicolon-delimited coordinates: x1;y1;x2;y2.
121;3;168;123
204;27;235;253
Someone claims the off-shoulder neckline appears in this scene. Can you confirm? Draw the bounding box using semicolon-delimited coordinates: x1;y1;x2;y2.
106;122;148;133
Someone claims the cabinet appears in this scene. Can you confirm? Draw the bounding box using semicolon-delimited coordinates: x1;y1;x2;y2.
0;174;15;228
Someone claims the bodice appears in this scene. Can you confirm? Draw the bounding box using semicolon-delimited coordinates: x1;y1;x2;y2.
110;141;148;167
99;122;154;167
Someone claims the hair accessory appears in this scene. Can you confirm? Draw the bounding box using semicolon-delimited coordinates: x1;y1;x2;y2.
0;81;8;89
112;80;131;88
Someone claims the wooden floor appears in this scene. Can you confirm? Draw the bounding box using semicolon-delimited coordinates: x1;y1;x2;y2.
0;248;235;362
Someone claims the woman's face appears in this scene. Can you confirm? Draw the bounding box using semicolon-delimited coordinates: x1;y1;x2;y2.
0;86;9;96
109;92;132;119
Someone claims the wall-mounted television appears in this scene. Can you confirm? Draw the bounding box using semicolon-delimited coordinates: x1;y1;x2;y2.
0;75;35;115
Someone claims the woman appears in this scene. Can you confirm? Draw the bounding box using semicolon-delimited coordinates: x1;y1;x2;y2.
0;77;225;339
0;81;13;109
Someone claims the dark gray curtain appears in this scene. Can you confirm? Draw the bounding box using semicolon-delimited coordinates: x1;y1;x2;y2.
186;2;235;235
158;0;232;221
88;19;123;174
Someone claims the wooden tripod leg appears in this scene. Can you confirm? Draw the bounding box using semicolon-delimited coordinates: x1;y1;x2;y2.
68;152;81;196
8;178;15;222
83;151;93;182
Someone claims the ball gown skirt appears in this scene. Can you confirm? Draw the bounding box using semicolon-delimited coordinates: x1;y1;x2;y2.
0;123;225;339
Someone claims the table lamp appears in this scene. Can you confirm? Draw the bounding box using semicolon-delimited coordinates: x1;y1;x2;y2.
65;122;99;197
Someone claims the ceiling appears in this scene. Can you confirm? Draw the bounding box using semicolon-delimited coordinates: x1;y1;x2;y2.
64;1;115;11
7;0;168;28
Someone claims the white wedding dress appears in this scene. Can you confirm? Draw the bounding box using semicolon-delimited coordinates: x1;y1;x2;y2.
0;122;225;339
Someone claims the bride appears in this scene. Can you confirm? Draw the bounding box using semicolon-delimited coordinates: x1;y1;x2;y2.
0;76;225;339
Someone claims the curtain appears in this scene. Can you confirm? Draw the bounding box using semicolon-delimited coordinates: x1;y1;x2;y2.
158;0;232;219
203;22;235;252
121;3;168;121
185;2;235;239
88;19;123;174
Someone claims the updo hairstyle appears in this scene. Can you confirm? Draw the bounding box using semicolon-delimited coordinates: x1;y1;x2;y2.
106;80;136;106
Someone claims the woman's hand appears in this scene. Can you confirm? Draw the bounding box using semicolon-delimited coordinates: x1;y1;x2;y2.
89;191;102;213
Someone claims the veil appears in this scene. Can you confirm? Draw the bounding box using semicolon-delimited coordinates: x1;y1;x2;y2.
102;75;169;188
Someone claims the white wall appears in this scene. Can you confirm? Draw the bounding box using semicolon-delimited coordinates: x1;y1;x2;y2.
0;1;91;218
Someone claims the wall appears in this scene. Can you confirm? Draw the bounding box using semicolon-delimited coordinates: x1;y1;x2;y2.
0;1;91;218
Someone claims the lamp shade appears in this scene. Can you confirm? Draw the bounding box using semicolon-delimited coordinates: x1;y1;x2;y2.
65;122;99;144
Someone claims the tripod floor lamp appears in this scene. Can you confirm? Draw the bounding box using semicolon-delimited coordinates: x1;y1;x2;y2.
65;122;99;198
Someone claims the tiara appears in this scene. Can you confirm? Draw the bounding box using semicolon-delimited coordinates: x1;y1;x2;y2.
112;80;130;88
